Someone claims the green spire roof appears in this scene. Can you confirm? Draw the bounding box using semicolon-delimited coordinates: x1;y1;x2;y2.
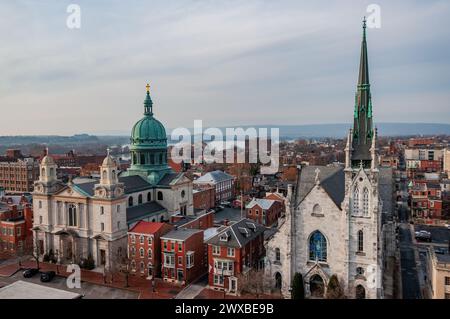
352;17;374;167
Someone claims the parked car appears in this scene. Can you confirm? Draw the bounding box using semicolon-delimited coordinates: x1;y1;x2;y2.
216;205;225;211
435;247;447;255
23;268;39;278
220;201;231;207
40;271;56;282
415;230;432;242
445;224;450;230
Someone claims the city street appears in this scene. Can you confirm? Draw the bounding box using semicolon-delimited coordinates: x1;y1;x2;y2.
399;223;422;299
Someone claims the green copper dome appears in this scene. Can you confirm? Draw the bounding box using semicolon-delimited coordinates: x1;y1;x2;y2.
130;84;167;148
131;116;167;145
124;84;172;185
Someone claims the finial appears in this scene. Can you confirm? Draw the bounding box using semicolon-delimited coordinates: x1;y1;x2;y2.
45;147;49;156
314;168;321;185
146;83;150;93
360;160;364;169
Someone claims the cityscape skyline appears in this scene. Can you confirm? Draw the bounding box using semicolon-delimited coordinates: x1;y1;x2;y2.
1;0;450;135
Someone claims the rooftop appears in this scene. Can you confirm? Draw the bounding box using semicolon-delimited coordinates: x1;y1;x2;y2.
161;228;203;241
128;220;170;235
194;170;234;184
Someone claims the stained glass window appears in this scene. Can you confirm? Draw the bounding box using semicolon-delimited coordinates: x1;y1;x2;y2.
309;231;327;262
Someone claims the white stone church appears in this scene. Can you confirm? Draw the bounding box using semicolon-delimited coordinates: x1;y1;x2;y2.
32;85;193;269
265;21;393;299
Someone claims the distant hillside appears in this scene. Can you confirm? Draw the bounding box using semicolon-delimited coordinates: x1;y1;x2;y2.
202;123;450;139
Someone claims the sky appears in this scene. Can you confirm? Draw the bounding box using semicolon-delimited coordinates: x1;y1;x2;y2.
0;0;449;135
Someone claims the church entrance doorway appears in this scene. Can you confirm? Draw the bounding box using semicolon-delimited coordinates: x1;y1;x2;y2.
309;274;325;298
275;272;282;290
355;285;366;299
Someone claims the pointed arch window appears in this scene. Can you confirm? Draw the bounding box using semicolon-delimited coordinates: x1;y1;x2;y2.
352;185;360;215
362;187;369;216
309;231;327;262
357;230;364;252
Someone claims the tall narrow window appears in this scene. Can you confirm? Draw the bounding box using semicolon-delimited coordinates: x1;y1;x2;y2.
147;192;151;202
309;231;327;262
357;230;364;252
353;186;360;215
157;191;163;201
140;153;146;165
138;194;143;204
128;196;134;207
362;187;369;216
68;204;77;227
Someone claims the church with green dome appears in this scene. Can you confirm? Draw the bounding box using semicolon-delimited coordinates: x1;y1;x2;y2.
123;84;173;185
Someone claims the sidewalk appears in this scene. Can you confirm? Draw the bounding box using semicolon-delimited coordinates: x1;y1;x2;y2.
0;259;182;299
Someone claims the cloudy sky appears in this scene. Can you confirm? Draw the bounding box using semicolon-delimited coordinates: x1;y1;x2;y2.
1;0;449;135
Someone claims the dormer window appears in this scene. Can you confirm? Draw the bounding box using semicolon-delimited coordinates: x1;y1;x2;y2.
220;231;230;242
245;222;256;232
238;227;250;237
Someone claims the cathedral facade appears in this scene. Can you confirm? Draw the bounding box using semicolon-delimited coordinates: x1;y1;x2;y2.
265;20;392;299
32;85;193;270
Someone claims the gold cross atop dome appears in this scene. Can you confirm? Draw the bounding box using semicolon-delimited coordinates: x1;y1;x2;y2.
146;83;150;92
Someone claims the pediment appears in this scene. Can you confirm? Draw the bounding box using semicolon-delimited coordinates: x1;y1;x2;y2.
53;186;87;199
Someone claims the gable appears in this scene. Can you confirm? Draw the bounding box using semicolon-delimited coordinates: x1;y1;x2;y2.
53;186;88;199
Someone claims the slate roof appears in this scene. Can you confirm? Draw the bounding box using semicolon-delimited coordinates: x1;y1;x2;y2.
161;228;203;241
120;175;152;193
157;172;185;187
206;218;265;248
72;175;152;197
194;170;234;184
246;198;276;210
295;165;345;209
126;201;166;223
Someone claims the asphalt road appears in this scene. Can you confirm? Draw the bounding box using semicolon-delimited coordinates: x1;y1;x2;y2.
399;224;422;299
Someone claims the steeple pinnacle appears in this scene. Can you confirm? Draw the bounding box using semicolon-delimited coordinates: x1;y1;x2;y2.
351;18;374;169
144;83;153;116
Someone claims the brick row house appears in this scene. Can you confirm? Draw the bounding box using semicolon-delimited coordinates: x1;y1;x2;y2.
0;204;33;255
161;228;206;285
206;219;265;295
127;221;173;278
245;198;282;227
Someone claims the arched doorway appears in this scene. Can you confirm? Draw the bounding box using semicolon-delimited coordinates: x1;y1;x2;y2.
355;285;366;299
309;274;325;298
275;272;282;290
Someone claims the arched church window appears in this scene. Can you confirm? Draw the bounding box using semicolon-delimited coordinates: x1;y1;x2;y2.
159;153;163;164
275;248;281;262
362;187;369;216
132;153;137;165
147;192;151;202
352;185;360;215
112;170;116;180
157;191;163;201
312;204;322;216
128;196;134;207
103;170;107;180
138;194;143;205
160;215;164;222
140;153;146;165
356;267;364;275
41;167;46;176
68;204;77;227
357;230;364;252
309;231;327;262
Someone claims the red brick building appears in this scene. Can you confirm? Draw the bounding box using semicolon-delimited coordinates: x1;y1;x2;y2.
0;204;33;254
193;186;215;211
161;228;206;285
127;221;173;279
206;219;265;295
194;170;235;203
170;210;214;230
245;198;282;227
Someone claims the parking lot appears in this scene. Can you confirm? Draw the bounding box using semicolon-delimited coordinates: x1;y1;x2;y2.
414;225;450;245
0;270;139;299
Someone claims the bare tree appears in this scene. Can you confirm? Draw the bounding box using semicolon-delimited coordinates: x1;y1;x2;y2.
110;247;133;288
238;268;271;298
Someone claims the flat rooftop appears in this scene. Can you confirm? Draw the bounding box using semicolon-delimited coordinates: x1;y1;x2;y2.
0;280;82;299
